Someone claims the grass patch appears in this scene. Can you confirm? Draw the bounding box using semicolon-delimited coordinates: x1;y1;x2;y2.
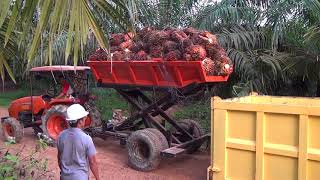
91;88;129;121
0;89;28;107
174;100;211;133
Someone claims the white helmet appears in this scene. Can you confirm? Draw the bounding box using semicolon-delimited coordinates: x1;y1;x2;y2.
66;104;89;121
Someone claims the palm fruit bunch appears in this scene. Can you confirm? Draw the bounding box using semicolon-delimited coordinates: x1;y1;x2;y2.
129;41;144;53
132;50;150;61
163;41;178;53
88;27;233;76
89;48;109;60
112;51;124;61
185;45;207;61
202;58;215;75
164;50;182;61
110;32;133;46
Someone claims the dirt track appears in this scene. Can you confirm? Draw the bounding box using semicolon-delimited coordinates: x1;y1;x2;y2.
0;107;210;180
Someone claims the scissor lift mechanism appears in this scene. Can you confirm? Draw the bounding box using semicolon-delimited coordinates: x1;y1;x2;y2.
90;83;210;157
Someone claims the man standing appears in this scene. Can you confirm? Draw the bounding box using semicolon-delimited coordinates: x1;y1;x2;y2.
57;104;100;180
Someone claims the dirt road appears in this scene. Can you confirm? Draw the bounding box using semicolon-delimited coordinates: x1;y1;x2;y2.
0;107;210;180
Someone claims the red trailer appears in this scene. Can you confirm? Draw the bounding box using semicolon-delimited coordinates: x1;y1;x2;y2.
87;58;232;171
89;59;230;88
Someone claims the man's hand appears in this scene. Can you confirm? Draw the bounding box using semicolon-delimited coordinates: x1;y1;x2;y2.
89;155;100;180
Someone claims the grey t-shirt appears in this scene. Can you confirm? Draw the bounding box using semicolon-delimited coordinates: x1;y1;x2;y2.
57;128;96;180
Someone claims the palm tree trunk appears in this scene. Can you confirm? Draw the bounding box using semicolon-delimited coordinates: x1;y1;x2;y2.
316;80;320;97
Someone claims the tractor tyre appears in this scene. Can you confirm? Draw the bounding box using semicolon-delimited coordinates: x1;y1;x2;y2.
41;105;68;142
127;129;166;171
170;119;204;153
1;117;24;143
145;128;169;150
84;101;102;127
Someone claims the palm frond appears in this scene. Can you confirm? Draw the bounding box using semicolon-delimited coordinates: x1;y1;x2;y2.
0;0;12;28
217;25;267;51
1;0;132;67
304;0;320;19
227;49;285;96
278;47;320;81
192;1;260;31
31;31;98;67
264;0;305;51
304;24;320;53
134;0;201;28
0;19;18;83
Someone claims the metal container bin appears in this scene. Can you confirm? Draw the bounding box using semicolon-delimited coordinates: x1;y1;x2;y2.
88;59;230;88
208;94;320;180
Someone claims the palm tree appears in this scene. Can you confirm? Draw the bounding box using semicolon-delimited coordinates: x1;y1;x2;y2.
190;0;320;96
0;19;18;84
120;0;320;96
134;0;201;28
0;0;135;83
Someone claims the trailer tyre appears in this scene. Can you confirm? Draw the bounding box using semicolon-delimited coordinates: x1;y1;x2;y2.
171;119;204;153
1;117;23;143
145;128;169;150
127;129;166;171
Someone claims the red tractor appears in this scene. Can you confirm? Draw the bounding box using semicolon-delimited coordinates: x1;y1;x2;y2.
1;66;101;143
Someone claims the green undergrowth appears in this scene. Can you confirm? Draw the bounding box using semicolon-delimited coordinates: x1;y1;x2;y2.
0;139;54;179
91;88;129;121
174;100;211;133
0;89;28;107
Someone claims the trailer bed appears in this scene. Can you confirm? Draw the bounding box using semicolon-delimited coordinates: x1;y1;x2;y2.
88;59;230;88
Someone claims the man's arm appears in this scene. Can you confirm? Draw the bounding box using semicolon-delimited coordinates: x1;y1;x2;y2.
87;136;100;180
57;137;62;171
55;92;66;99
89;155;100;180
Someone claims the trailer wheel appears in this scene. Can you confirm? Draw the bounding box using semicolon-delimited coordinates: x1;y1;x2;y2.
127;129;166;171
145;128;169;149
1;117;23;143
41;105;68;141
171;119;204;153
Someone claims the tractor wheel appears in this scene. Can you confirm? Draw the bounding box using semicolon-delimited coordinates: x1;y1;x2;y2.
127;129;167;171
1;117;23;143
41;105;68;141
84;101;102;127
145;128;169;150
170;119;204;153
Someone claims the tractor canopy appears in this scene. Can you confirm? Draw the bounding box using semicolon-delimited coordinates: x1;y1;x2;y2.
29;66;92;97
30;65;90;72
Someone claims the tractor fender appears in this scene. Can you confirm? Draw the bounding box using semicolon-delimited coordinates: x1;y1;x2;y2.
8;96;46;119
